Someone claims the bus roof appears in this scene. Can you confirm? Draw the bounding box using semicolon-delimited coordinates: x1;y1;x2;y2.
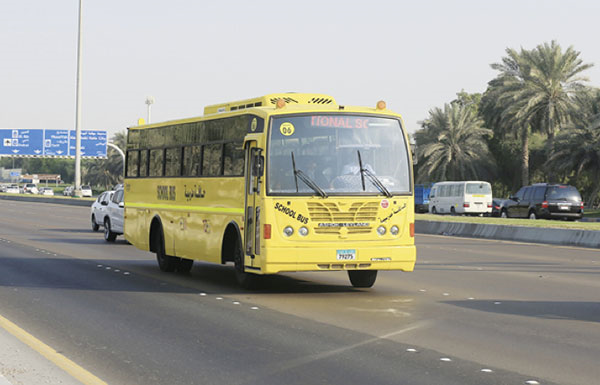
129;93;404;131
203;93;337;115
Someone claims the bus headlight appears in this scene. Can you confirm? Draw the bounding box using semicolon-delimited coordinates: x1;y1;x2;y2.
390;225;399;235
283;226;294;237
377;226;386;236
298;226;309;236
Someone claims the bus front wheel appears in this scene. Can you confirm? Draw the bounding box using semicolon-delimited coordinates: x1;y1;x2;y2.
348;270;377;288
234;242;259;289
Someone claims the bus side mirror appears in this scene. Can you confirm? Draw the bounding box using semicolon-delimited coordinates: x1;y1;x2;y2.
252;154;264;177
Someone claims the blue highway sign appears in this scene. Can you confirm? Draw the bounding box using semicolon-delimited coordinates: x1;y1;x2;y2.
0;129;44;156
44;129;70;156
69;130;108;158
0;128;107;158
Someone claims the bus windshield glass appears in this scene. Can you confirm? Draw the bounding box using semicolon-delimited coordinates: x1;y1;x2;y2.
268;114;410;195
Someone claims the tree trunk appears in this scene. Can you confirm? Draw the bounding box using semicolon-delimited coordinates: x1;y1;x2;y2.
586;172;600;209
521;127;529;186
546;131;556;183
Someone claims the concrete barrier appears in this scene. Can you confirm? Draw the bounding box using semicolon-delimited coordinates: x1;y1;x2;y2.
0;194;93;207
416;220;600;249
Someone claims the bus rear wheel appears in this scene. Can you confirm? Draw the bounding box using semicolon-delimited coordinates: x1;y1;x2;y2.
348;270;377;288
155;229;178;272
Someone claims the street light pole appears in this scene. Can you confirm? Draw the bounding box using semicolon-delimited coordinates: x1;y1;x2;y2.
145;96;155;124
107;142;125;177
74;0;83;197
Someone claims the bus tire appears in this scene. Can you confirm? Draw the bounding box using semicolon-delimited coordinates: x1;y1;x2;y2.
348;270;377;288
233;240;259;289
177;258;193;273
104;218;117;242
431;206;437;214
155;227;178;272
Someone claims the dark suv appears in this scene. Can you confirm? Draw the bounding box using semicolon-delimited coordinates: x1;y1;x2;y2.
502;183;584;220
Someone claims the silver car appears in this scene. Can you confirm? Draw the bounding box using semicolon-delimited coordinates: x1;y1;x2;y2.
90;191;114;232
103;187;124;242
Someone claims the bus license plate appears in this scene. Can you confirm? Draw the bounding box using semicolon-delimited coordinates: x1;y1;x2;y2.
337;249;356;261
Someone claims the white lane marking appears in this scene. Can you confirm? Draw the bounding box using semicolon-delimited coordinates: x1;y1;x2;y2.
123;272;130;275
440;357;452;362
525;381;540;385
406;348;418;352
347;307;411;317
267;321;430;375
250;307;259;310
494;302;502;305
215;297;223;300
199;293;207;296
232;301;240;305
481;368;493;373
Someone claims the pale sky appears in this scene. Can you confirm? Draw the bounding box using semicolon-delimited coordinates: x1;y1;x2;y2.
1;0;599;138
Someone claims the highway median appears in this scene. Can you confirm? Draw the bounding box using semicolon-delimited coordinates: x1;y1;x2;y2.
416;213;600;249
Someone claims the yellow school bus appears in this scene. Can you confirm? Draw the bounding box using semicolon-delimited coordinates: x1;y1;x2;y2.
124;93;416;288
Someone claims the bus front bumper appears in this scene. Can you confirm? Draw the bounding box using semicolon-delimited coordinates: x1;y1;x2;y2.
255;244;416;275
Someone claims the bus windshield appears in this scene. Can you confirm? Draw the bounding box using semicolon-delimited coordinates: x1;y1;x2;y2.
268;114;411;195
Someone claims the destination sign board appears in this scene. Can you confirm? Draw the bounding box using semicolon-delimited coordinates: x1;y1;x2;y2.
0;129;107;158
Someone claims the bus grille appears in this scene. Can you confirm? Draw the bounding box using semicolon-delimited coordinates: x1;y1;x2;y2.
307;202;378;234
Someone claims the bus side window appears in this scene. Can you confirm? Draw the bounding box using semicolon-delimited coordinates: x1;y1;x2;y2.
202;144;223;176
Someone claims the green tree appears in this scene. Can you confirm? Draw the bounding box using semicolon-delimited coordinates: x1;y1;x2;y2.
546;88;600;206
415;101;495;182
481;41;593;185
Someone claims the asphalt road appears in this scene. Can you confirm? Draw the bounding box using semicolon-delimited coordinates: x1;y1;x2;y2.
0;200;598;385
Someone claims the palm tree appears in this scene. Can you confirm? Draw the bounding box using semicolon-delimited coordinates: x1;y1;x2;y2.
546;88;600;206
415;102;495;182
83;131;126;190
482;41;593;185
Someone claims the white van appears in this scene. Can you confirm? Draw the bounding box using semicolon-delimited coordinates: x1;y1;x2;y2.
428;181;492;215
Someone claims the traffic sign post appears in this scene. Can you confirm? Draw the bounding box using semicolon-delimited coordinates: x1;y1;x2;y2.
0;128;107;158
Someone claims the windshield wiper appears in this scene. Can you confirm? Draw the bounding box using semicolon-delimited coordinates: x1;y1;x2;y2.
291;152;328;198
357;150;392;197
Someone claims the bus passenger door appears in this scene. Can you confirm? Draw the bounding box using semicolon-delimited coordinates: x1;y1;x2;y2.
244;142;263;268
